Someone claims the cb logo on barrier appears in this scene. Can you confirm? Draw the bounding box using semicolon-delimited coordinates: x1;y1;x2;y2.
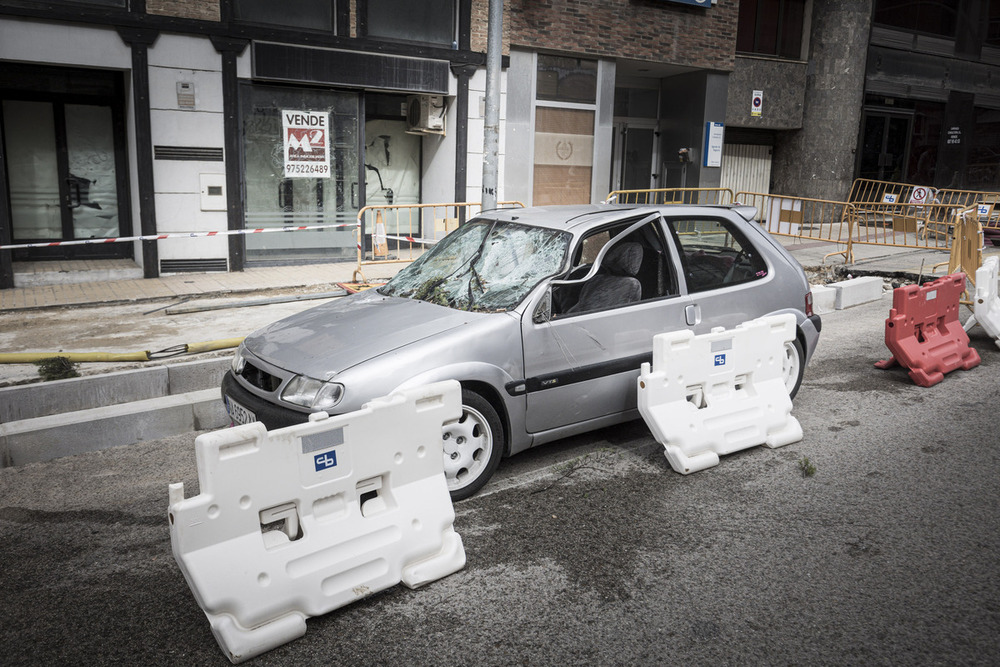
314;451;338;472
714;354;727;367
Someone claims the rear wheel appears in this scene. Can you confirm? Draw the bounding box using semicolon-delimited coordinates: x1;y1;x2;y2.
442;389;504;501
783;337;805;399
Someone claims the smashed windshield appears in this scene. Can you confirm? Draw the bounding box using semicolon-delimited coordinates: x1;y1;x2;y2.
379;218;571;312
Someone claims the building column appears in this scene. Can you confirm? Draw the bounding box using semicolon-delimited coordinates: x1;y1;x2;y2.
452;64;476;218
211;36;250;273
117;27;160;279
771;0;873;201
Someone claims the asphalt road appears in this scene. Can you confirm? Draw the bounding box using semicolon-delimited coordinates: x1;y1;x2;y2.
2;294;999;666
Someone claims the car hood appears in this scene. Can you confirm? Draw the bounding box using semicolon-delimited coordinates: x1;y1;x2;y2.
243;290;484;380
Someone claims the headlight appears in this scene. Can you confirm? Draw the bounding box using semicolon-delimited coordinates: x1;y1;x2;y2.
281;375;345;411
231;346;246;374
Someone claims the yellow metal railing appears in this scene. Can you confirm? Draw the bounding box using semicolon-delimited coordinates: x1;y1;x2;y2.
354;201;524;282
605;188;734;206
733;191;858;263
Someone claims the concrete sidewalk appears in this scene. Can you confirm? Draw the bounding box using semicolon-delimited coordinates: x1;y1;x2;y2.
1;259;406;312
3;239;995;313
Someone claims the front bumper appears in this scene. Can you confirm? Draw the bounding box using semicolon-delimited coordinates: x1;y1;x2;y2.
221;371;313;430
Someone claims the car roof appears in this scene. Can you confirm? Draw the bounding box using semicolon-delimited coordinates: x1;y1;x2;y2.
479;204;758;233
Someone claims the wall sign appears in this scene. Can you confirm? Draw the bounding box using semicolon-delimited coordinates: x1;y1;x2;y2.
659;0;714;7
704;122;724;168
751;90;763;117
283;110;331;178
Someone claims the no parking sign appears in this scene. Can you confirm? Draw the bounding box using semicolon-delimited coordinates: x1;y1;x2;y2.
909;187;930;205
751;90;763;117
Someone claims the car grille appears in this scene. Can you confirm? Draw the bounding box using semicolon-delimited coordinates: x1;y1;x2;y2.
240;362;283;393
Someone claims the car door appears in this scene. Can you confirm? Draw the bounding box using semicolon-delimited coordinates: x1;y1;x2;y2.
519;213;691;434
666;214;779;334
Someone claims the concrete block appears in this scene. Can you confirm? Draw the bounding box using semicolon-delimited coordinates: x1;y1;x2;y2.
193;394;229;431
167;358;231;395
810;284;837;315
833;276;884;309
0;367;168;423
0;388;222;466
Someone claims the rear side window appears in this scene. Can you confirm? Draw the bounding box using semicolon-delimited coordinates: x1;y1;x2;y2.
668;218;768;292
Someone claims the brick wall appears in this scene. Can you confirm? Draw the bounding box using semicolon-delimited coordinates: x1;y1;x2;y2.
473;0;737;71
146;0;220;21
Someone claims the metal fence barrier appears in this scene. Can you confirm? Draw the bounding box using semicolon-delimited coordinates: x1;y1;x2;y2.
354;201;524;282
733;191;857;262
605;188;734;206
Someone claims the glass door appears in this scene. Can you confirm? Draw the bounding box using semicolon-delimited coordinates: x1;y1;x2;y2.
611;122;659;194
857;110;913;183
2;98;130;260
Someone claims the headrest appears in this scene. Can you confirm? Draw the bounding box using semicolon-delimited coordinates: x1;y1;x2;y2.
603;242;643;276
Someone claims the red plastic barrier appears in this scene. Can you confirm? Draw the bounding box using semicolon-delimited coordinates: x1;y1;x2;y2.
875;273;981;387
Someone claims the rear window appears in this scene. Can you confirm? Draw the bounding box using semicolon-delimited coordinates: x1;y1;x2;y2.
668;218;768;292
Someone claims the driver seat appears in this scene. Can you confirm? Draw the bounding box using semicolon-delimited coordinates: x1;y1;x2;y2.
568;242;643;313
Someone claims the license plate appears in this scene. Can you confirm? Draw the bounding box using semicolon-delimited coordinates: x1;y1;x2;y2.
225;396;257;426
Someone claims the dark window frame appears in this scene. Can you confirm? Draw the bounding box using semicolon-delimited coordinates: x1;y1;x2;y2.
231;0;336;33
357;0;459;48
736;0;806;60
872;0;960;40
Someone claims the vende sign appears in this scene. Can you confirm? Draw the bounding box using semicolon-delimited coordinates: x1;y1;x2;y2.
283;110;331;178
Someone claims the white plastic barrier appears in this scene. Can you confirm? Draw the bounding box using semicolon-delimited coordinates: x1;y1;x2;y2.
168;381;466;664
637;314;803;474
963;255;1000;349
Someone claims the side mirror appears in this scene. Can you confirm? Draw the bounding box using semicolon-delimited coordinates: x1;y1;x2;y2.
532;289;552;324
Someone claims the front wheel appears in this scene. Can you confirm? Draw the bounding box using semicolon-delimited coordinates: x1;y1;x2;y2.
442;389;504;501
782;337;805;399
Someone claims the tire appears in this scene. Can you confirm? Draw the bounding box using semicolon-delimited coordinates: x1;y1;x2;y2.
783;337;805;400
442;389;504;501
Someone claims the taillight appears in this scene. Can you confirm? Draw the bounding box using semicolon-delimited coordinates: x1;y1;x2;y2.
805;290;814;317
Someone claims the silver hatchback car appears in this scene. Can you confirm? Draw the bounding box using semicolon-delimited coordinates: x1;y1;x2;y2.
222;204;821;499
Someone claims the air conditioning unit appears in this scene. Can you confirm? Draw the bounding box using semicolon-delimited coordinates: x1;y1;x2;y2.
405;95;446;135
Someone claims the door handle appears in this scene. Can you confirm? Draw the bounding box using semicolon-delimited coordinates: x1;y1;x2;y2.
685;304;700;327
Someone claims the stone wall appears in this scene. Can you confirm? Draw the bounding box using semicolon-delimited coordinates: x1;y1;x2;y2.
475;0;737;70
770;0;873;202
146;0;219;21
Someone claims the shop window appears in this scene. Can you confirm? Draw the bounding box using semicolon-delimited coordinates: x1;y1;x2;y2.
736;0;805;59
233;0;334;31
532;55;598;205
364;120;420;206
240;85;359;263
536;55;597;104
360;0;456;47
872;0;959;39
533;107;594;205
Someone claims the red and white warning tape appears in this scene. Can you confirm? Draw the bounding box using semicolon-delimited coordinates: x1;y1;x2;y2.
0;222;359;251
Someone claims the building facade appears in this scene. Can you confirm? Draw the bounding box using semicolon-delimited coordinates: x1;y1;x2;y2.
727;0;1000;202
1;0;998;288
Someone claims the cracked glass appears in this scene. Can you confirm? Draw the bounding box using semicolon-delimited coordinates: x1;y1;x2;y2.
379;219;571;312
